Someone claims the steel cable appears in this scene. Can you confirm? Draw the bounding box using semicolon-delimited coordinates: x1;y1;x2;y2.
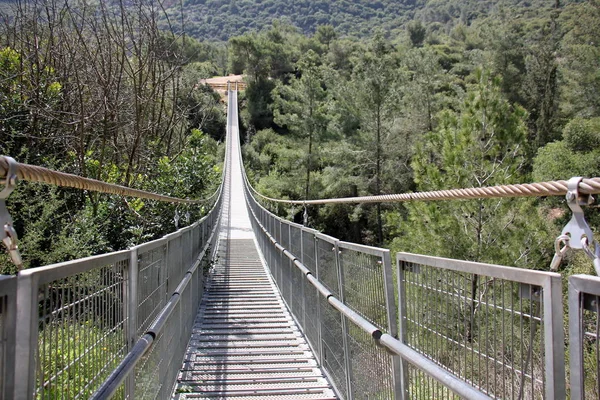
0;156;220;204
243;169;600;205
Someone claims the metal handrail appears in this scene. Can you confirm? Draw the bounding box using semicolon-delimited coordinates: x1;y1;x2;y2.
244;195;491;399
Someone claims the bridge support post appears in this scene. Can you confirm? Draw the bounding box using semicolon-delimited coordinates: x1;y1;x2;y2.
385;252;406;399
336;243;354;399
396;259;412;399
13;272;38;400
125;248;139;399
313;233;324;365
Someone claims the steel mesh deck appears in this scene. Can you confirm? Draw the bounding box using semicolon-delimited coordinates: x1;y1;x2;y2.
172;239;336;399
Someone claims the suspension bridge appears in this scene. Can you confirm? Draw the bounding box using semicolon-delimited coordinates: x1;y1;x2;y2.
0;86;599;399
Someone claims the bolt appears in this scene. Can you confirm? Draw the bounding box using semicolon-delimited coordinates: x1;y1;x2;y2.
566;191;576;202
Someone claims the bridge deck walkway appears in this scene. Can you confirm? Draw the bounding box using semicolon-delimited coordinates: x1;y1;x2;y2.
172;90;336;399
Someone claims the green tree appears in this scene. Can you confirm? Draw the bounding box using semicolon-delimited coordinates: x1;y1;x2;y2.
397;69;550;339
350;34;401;244
272;50;330;201
407;20;427;48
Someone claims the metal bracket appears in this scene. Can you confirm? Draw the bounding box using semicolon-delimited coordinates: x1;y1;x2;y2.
174;210;180;229
0;156;23;270
582;293;600;313
560;177;594;249
519;283;542;302
400;260;421;274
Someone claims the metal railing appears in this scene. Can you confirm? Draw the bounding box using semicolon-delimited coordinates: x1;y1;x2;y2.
245;188;491;399
569;274;600;399
3;192;222;399
245;191;572;399
397;253;565;399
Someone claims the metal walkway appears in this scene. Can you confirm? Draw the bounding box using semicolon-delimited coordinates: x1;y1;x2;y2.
172;89;336;399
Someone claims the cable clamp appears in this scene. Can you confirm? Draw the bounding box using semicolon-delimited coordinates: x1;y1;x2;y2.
0;156;23;270
561;177;594;249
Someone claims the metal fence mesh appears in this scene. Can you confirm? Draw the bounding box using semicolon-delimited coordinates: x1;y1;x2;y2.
339;245;389;331
348;325;395;399
400;259;546;399
569;275;600;400
137;244;167;336
579;294;600;399
36;257;129;399
320;295;347;399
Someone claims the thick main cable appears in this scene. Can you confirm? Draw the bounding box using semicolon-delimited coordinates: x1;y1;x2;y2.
243;170;600;205
0;156;220;204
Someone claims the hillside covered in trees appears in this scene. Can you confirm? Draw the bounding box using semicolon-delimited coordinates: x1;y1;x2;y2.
163;0;574;41
232;0;600;277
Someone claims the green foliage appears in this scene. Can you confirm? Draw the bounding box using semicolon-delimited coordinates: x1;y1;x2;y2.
37;321;125;399
397;69;551;268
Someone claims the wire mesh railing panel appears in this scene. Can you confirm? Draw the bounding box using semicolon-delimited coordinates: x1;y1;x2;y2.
280;256;293;306
290;224;302;258
280;222;290;250
303;278;321;361
137;244;167;336
348;324;396;399
338;243;389;331
158;298;182;399
398;253;559;399
291;257;305;326
274;218;281;244
167;236;183;295
134;331;162;400
316;235;339;296
302;230;316;274
569;275;600;400
36;255;129;399
406;364;461;400
320;296;347;399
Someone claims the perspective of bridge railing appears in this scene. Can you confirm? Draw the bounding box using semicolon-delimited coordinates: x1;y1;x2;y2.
0;83;600;399
0;148;226;398
245;182;600;399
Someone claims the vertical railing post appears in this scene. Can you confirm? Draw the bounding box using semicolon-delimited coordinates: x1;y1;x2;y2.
314;233;323;364
544;274;566;399
396;257;410;399
568;277;584;400
126;248;139;399
300;227;306;328
14;272;38;400
382;251;404;399
336;244;354;399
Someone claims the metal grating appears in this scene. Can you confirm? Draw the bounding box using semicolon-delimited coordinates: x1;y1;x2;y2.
173;239;336;399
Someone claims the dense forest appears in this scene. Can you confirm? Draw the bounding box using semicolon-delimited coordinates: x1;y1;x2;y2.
160;0;573;42
232;0;600;279
1;0;599;279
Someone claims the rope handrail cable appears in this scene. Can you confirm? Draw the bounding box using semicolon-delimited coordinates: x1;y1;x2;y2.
0;156;222;204
242;167;600;204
